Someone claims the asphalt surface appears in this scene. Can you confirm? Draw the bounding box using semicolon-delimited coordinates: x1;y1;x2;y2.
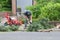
0;32;60;40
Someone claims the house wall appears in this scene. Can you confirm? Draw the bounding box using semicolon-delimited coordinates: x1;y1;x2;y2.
17;0;33;13
12;0;36;15
0;0;36;16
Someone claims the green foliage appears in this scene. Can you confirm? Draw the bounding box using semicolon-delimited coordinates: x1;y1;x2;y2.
35;0;60;4
0;25;10;31
0;0;12;11
0;17;2;23
27;18;54;32
9;25;19;31
27;22;40;32
39;18;54;29
26;0;60;21
41;3;60;21
0;25;19;32
26;5;41;18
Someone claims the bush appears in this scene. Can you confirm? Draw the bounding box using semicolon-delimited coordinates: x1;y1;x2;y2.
27;18;54;32
40;3;60;21
0;25;19;32
9;25;19;31
39;18;54;29
26;0;60;21
0;0;12;11
0;17;2;23
27;22;40;32
26;5;41;18
0;25;10;31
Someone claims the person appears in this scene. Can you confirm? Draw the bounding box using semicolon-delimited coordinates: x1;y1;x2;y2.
24;10;32;28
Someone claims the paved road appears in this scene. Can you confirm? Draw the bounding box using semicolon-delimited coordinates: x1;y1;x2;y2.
0;32;60;40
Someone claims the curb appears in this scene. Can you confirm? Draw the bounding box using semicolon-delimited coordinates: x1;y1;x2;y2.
38;29;53;32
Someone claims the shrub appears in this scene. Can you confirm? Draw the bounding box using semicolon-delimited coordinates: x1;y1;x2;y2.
40;3;60;21
27;22;40;32
39;18;54;29
26;0;60;21
0;25;19;32
0;25;10;31
27;18;54;32
9;25;19;31
26;5;41;18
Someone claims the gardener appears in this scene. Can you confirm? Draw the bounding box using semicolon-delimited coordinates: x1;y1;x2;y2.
24;10;32;28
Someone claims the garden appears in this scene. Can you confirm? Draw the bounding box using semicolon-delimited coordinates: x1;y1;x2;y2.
0;0;60;32
26;0;60;32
